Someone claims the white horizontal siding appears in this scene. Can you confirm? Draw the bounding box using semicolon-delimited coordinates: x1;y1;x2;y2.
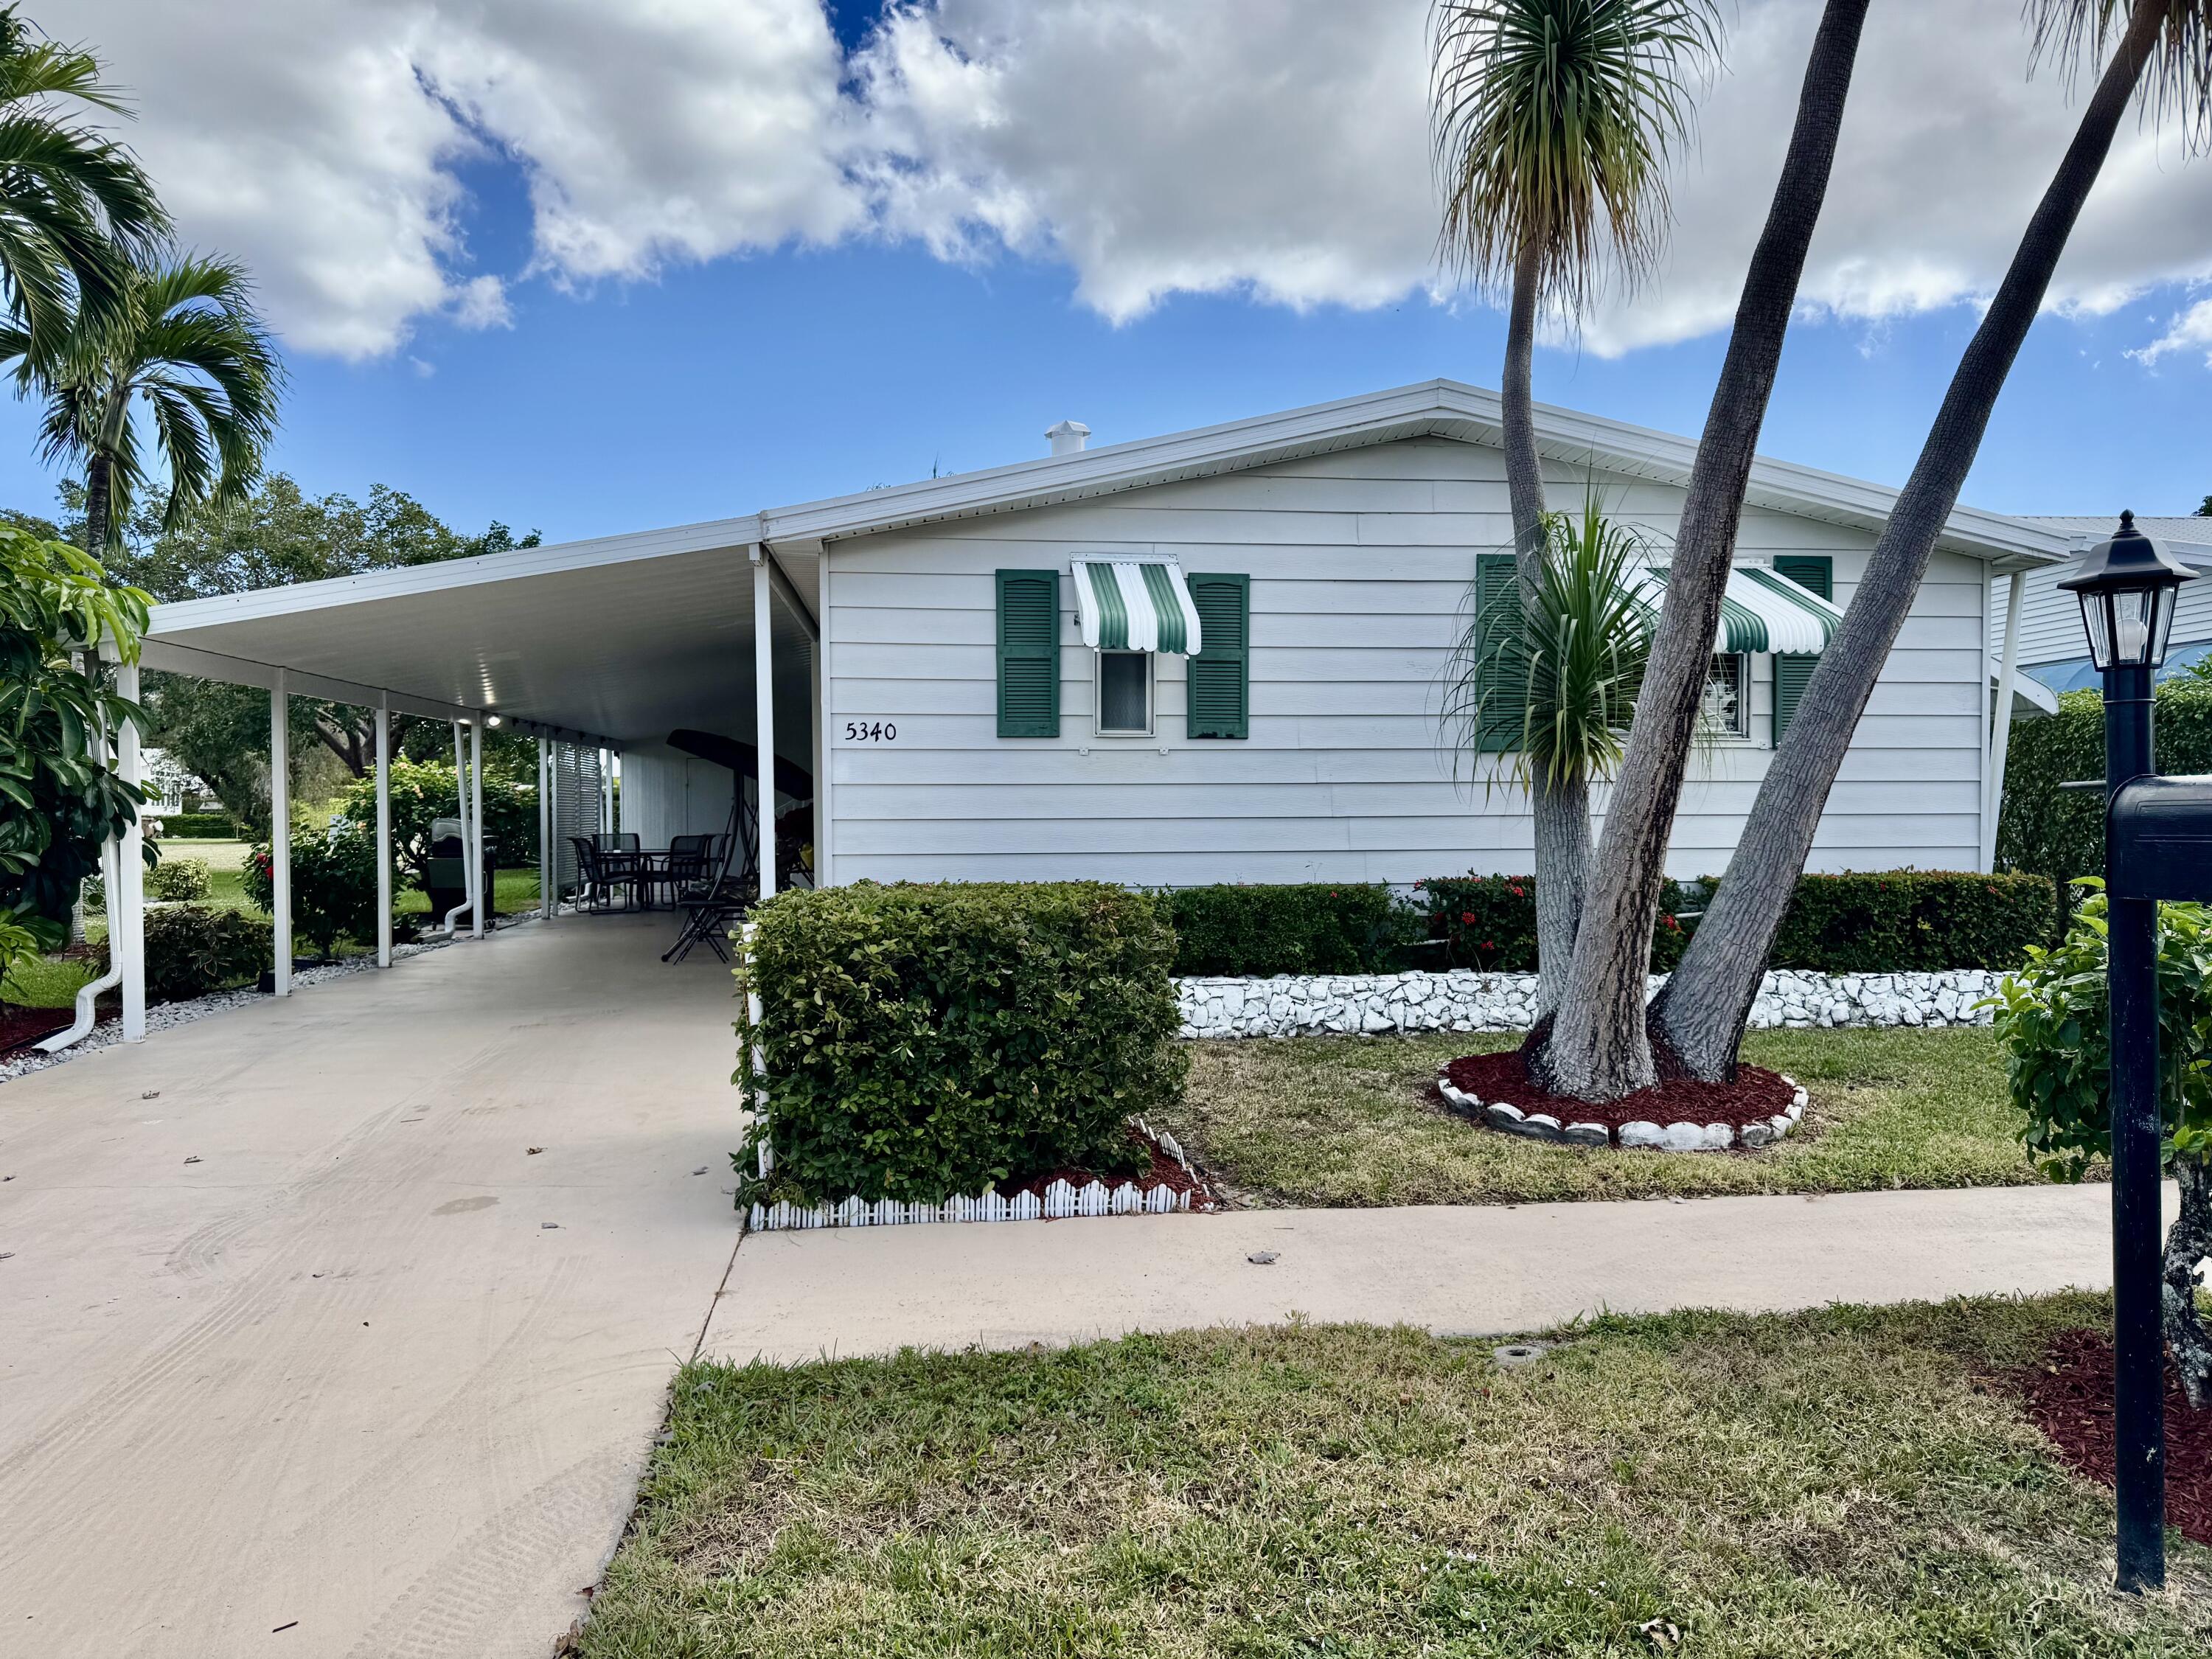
1994;559;2212;672
623;750;734;848
825;437;1987;886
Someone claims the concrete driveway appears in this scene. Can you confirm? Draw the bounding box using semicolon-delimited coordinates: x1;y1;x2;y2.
0;913;742;1659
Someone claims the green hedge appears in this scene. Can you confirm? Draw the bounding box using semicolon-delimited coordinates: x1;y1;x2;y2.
153;813;236;839
96;906;271;1002
1999;678;2212;928
1767;870;2053;971
737;882;1188;1206
1166;883;1421;975
1417;874;1700;972
145;857;210;902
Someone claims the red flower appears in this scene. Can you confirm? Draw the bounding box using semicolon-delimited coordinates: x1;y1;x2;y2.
1461;911;1476;925
1413;880;1425;890
1509;884;1525;899
1483;939;1495;951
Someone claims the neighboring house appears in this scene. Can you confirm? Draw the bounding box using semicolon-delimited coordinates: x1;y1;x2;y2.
1994;515;2212;694
140;381;2072;897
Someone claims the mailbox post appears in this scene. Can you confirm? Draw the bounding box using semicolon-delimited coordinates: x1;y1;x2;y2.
2058;512;2200;1593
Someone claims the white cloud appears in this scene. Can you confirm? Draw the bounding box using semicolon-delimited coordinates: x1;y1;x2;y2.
2131;296;2212;366
47;0;2212;366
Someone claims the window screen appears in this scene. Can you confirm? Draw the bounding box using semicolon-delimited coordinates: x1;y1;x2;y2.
1098;651;1151;733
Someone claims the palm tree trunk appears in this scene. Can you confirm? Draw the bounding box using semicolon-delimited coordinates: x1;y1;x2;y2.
1500;235;1588;1016
1531;0;1873;1102
83;453;111;554
1655;0;2167;1082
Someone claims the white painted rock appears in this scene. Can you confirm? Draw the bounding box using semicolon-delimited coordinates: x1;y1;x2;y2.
1660;1122;1706;1152
1768;1113;1795;1138
1562;1122;1609;1147
1700;1122;1734;1151
1486;1101;1526;1129
1514;1113;1563;1141
1618;1121;1665;1150
1739;1121;1777;1148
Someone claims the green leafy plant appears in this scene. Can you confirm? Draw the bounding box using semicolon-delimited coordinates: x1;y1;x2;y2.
151;812;234;838
1988;880;2212;1405
134;904;268;1001
244;826;378;960
1767;870;2053;973
0;911;38;1004
0;522;149;947
1419;872;1698;972
335;757;536;891
1166;884;1422;976
736;882;1187;1207
144;855;207;902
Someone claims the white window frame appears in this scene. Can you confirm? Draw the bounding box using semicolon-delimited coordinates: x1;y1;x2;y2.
1702;653;1753;741
1093;648;1156;738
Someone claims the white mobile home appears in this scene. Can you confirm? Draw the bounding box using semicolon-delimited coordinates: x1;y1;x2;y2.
142;380;2070;908
1992;515;2212;695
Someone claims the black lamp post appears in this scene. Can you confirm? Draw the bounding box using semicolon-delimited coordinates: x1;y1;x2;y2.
2057;509;2198;1593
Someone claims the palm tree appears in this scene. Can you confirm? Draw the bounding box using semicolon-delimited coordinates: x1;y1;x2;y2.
1430;0;1719;1014
1658;0;2212;1083
0;6;167;366
1443;495;1658;812
1532;0;1874;1102
21;254;282;554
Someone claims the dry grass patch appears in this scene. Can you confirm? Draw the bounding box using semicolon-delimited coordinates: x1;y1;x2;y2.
581;1295;2211;1657
1166;1026;2048;1208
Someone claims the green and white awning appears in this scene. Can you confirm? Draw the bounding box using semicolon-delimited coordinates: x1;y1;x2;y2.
1071;559;1205;654
1627;562;1843;654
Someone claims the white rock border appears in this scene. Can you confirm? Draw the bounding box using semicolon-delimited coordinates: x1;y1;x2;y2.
1436;1072;1808;1153
747;1119;1212;1231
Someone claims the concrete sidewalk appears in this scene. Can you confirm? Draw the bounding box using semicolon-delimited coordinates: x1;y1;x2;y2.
0;914;742;1659
704;1183;2143;1366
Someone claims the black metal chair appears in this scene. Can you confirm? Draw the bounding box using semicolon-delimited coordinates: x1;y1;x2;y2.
664;822;755;964
644;832;713;910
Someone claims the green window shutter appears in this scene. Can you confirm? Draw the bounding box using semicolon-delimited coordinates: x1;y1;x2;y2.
996;569;1060;738
1474;552;1526;753
1186;572;1249;740
1770;555;1833;742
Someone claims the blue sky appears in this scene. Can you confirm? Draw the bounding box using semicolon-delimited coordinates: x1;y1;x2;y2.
9;0;2210;543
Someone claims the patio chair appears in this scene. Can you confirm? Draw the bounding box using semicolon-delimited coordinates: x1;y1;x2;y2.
571;835;640;913
643;832;714;910
663;818;756;964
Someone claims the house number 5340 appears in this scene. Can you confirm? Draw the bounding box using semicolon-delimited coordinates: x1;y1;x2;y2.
844;721;897;742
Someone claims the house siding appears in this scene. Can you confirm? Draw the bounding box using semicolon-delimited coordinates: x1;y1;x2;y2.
1993;558;2212;672
825;437;1989;886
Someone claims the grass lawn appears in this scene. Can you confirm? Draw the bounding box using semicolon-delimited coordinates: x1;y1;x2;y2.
1161;1027;2051;1208
581;1294;2212;1657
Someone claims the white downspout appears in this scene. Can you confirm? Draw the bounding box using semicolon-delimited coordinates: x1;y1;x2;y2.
469;717;485;938
114;659;145;1041
752;546;776;901
270;670;292;996
38;841;118;1051
375;695;392;967
1983;569;2025;873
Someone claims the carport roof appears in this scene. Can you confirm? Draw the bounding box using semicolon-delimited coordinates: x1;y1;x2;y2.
143;378;2076;747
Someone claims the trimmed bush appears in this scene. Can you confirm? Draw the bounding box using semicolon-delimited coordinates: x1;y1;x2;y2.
153;813;236;839
246;827;380;959
133;905;271;1002
1999;678;2212;927
737;882;1187;1206
1767;869;2053;971
1165;883;1421;975
145;857;210;902
1416;874;1699;971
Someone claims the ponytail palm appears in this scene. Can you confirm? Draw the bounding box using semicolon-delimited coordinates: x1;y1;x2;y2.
1430;0;1719;1013
26;254;282;554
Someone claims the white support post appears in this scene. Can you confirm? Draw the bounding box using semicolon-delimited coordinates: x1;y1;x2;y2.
270;671;292;997
470;717;486;938
538;737;554;920
1983;569;2026;873
600;747;613;837
753;548;776;900
441;722;470;936
375;696;392;967
115;661;146;1041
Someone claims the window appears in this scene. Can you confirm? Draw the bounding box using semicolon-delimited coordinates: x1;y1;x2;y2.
1703;654;1750;739
1096;650;1154;735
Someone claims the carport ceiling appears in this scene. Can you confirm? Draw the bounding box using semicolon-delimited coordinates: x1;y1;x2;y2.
146;535;818;749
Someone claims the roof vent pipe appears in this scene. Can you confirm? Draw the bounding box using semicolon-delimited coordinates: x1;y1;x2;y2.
1046;420;1090;456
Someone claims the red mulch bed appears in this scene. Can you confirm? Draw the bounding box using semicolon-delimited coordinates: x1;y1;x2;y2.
1439;1048;1796;1132
2006;1328;2212;1548
1001;1125;1216;1211
1;1001;111;1057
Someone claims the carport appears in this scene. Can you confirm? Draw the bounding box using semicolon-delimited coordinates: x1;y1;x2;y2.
80;518;821;1043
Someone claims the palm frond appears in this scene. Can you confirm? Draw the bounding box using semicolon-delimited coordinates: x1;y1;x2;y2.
2027;1;2212;151
1442;491;1660;795
1431;0;1723;314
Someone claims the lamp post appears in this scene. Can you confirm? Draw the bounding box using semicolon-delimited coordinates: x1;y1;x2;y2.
2057;510;2198;1593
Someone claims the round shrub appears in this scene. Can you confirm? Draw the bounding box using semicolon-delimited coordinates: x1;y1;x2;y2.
737;881;1187;1206
246;826;380;959
145;857;210;902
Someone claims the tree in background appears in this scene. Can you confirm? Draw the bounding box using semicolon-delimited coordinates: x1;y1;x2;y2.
1658;0;2212;1085
0;521;148;958
1430;0;1719;1015
0;6;166;369
14;253;281;554
335;757;538;894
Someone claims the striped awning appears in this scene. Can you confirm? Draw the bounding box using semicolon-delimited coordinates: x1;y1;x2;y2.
1627;562;1843;654
1071;559;1205;654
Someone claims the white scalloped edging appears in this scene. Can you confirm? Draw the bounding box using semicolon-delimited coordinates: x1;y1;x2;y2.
1436;1073;1808;1153
748;1120;1206;1230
